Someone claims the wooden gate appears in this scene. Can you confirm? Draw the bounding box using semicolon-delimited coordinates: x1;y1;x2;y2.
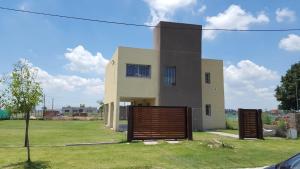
127;106;192;141
238;109;263;139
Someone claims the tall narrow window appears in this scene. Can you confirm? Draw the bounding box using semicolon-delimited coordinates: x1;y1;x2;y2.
164;66;176;86
206;104;211;116
205;72;211;84
126;64;151;78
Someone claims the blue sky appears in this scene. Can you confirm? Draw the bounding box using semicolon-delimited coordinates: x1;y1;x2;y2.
0;0;299;109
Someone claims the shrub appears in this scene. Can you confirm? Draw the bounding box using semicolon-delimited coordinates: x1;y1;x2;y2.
226;119;238;130
276;119;287;137
277;119;287;131
262;112;272;125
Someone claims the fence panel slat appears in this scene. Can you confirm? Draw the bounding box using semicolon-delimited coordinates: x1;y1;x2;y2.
127;106;192;141
238;108;263;139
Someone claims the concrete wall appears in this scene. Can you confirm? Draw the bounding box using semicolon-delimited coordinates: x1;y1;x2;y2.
117;47;159;104
201;59;226;130
154;21;203;130
104;47;160;130
104;49;118;105
104;49;119;129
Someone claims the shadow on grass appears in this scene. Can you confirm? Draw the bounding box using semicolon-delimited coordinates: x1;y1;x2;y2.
2;161;50;169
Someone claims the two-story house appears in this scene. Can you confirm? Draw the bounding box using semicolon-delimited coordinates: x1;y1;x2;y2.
104;21;225;131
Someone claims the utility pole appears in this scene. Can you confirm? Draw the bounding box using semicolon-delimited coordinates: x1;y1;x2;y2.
296;79;300;112
52;98;54;110
43;94;46;115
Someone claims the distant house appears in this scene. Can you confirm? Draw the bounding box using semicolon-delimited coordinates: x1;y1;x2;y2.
43;110;59;119
62;104;97;116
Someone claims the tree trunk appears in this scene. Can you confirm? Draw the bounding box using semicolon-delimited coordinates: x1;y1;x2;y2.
24;111;31;162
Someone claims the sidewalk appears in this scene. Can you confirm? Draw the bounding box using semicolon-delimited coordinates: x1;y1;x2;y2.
207;131;239;139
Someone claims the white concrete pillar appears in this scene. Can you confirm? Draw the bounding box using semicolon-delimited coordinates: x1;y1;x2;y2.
105;103;110;127
103;104;108;124
106;102;114;128
113;97;120;131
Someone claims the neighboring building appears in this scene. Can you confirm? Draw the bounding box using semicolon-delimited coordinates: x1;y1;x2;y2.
104;21;225;131
62;104;97;116
43;110;59;119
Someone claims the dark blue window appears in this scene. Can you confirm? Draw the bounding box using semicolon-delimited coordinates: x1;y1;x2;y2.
126;64;151;78
164;66;176;86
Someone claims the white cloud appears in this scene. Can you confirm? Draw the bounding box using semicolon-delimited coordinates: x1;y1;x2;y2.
276;8;296;23
224;60;279;109
144;0;196;26
198;5;207;14
203;4;269;40
35;66;104;108
36;67;103;94
65;45;109;75
279;34;300;52
13;57;104;108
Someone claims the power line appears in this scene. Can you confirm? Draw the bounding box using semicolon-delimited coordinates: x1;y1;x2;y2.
1;6;300;32
0;6;153;28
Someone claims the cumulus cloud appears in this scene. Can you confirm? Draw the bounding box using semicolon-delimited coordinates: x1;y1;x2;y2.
35;66;103;95
224;60;279;109
36;66;104;108
203;4;269;40
276;8;296;23
144;0;196;26
279;34;300;52
65;45;109;75
17;58;105;108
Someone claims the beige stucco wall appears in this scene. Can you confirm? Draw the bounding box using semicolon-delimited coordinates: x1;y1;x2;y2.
201;59;226;130
104;47;160;130
116;47;159;104
104;49;119;128
104;49;118;104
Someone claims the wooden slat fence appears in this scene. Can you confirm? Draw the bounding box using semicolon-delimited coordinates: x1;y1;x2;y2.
127;106;192;141
238;108;263;139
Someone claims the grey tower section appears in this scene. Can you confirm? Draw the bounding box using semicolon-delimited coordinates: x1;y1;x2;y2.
154;21;203;131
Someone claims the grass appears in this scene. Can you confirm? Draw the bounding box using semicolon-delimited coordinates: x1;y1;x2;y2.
0;120;124;146
0;120;300;169
225;119;238;130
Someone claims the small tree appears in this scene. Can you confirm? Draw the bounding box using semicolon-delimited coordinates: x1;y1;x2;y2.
0;59;43;162
97;100;104;119
275;62;300;110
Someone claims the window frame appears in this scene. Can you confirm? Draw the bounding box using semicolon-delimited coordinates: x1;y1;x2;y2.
205;72;211;84
205;104;211;116
126;64;151;78
164;66;176;86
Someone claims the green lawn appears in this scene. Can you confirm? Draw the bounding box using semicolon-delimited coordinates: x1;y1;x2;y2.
0;120;300;169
